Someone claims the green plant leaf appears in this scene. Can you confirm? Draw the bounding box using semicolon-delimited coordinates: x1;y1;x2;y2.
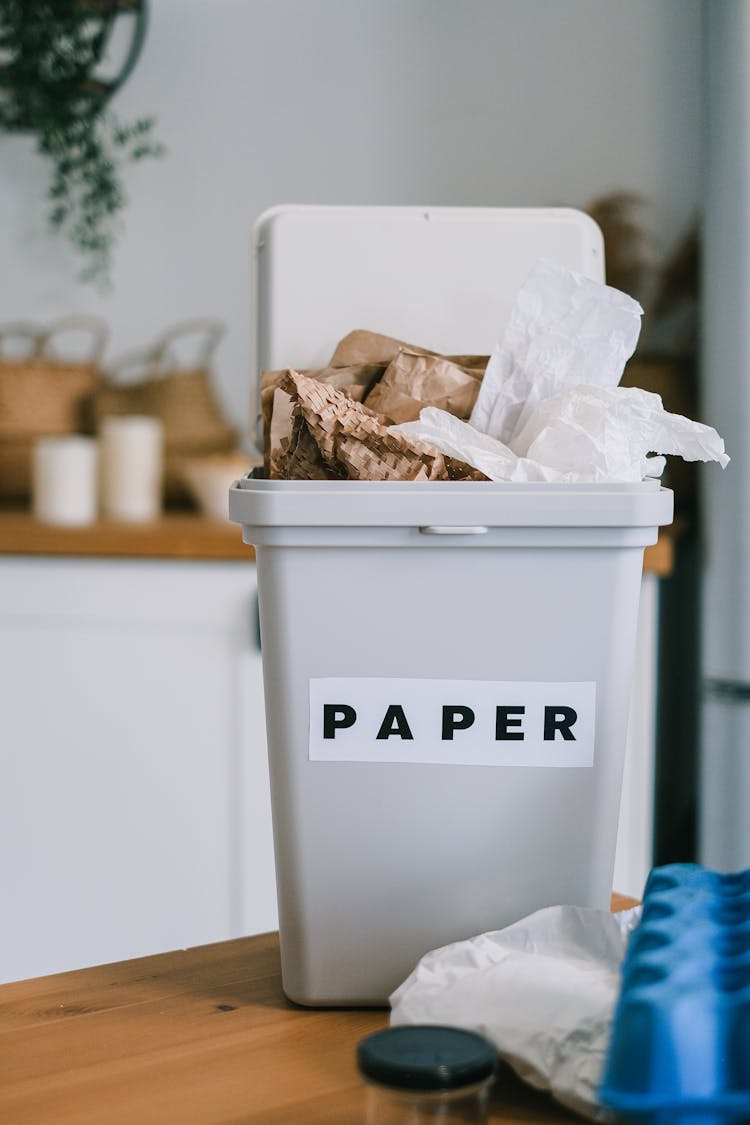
0;1;164;288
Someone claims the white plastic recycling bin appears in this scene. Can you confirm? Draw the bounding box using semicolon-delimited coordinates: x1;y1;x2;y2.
229;206;674;1005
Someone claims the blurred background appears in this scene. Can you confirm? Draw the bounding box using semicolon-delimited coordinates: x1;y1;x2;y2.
0;0;700;429
5;0;745;984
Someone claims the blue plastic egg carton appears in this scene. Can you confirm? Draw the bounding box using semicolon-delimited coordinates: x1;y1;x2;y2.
600;863;750;1124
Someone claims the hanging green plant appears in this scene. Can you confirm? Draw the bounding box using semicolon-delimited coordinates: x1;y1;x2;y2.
0;0;164;288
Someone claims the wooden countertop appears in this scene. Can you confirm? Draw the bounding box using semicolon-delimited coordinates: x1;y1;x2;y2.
0;510;673;573
0;904;635;1124
0;510;254;561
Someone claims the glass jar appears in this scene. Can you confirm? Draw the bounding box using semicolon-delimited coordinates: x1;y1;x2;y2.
356;1024;498;1124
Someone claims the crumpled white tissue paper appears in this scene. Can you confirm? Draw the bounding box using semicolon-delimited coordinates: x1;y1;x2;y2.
390;258;729;481
470;258;644;445
390;904;642;1122
511;384;728;482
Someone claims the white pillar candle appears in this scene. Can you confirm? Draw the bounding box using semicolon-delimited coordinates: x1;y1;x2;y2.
100;415;163;523
32;436;99;526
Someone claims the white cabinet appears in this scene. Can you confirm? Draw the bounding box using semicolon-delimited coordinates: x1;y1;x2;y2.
0;557;276;984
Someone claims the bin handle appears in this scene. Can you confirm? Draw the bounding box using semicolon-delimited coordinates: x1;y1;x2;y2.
419;525;489;535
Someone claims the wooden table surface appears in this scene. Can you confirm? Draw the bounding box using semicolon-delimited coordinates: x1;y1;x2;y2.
1;902;635;1124
0;510;254;561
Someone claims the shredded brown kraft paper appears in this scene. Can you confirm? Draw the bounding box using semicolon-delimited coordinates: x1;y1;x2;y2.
270;369;485;482
263;329;490;482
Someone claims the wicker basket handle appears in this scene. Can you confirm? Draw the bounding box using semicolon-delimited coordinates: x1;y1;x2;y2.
38;315;109;365
0;321;46;360
103;346;159;384
147;317;226;373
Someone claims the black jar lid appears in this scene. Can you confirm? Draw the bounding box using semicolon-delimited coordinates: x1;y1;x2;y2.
356;1025;498;1092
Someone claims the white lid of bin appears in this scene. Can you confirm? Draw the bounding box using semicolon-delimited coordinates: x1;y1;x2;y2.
249;205;605;446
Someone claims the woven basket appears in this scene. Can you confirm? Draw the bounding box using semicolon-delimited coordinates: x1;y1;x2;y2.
0;316;107;501
90;319;237;502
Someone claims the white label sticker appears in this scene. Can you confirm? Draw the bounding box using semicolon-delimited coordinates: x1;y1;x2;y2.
308;678;596;767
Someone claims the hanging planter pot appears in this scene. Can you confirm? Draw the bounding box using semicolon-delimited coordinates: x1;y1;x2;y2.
0;0;164;287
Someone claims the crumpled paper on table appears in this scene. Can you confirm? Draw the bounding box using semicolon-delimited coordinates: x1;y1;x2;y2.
390;904;642;1122
392;258;729;482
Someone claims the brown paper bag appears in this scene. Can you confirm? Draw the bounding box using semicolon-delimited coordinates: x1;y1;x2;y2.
328;329;424;367
328;329;487;378
363;349;481;423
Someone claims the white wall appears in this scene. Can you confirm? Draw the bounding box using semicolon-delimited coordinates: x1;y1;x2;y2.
0;0;701;440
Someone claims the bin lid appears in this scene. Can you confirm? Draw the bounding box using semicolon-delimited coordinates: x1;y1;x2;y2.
249;205;604;447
